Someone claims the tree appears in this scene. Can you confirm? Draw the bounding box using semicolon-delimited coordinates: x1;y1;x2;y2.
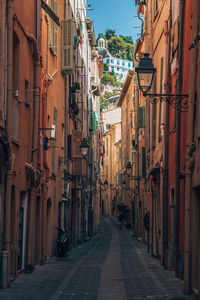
97;32;106;42
101;73;117;85
107;36;126;58
105;29;116;40
119;35;133;45
100;91;114;110
125;43;134;61
103;63;109;72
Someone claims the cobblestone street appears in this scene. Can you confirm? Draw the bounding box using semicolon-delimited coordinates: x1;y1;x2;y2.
0;217;196;300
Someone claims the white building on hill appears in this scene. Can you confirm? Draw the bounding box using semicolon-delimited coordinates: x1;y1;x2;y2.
103;56;134;82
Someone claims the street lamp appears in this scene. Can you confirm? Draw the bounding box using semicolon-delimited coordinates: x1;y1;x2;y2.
135;53;189;112
122;180;126;189
104;179;109;191
126;161;132;177
80;138;90;158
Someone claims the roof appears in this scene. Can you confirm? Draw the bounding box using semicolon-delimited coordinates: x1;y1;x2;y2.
117;70;134;107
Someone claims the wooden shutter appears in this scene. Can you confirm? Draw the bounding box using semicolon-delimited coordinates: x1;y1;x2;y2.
53;1;58;56
61;19;74;73
139;107;145;128
72;130;82;158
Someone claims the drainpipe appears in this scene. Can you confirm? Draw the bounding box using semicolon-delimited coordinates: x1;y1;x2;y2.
136;89;140;239
3;0;14;288
184;0;198;294
26;12;41;269
175;0;185;277
162;18;170;268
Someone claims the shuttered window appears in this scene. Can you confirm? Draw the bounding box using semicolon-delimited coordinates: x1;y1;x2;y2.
49;0;58;56
138;107;145;128
131;134;135;163
61;19;74;73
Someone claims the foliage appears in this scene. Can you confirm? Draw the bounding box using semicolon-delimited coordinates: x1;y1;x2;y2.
100;97;110;110
103;63;109;72
100;72;117;86
107;36;134;61
105;29;116;40
119;35;133;45
98;29;134;61
100;91;115;110
107;36;125;58
97;32;106;42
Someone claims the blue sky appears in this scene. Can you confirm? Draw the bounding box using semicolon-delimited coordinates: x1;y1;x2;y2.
87;0;142;43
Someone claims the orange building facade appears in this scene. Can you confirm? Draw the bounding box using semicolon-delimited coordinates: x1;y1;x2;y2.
0;0;101;288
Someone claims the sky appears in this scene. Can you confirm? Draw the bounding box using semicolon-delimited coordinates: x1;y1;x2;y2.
87;0;142;44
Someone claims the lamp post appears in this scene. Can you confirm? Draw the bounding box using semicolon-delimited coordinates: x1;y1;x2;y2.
135;53;189;112
126;161;132;177
80;138;90;158
104;179;109;191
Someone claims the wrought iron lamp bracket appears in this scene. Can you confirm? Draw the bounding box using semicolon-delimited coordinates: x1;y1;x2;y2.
144;93;189;112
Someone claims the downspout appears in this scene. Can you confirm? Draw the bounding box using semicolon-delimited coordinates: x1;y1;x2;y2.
137;89;140;239
3;0;14;287
64;0;68;233
162;18;170;268
26;10;41;269
184;0;198;294
175;0;185;277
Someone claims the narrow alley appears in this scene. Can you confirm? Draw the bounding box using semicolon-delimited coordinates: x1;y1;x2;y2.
0;217;195;300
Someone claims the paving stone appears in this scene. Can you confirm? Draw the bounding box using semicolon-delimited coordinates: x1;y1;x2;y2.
0;217;196;300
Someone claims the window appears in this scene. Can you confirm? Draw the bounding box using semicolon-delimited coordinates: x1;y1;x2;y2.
106;59;109;64
131;134;135;163
111;59;114;64
111;66;114;71
117;67;119;72
138;107;145;128
121;74;123;78
122;61;125;66
128;62;131;68
117;60;120;65
49;0;58;56
154;0;158;15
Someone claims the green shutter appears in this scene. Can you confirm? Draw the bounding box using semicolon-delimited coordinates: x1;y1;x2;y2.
138;107;145;128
